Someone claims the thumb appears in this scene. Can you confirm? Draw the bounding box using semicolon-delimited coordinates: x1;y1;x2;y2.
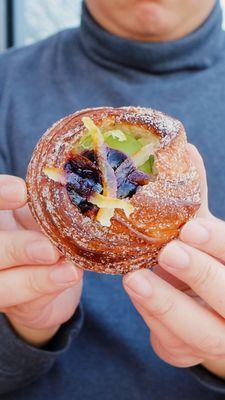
187;144;211;218
0;175;27;210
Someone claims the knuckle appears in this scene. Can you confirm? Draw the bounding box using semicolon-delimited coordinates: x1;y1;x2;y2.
27;270;46;296
198;334;223;356
166;340;185;355
26;305;53;329
151;334;198;368
14;302;36;315
210;219;225;260
3;236;18;265
150;333;164;355
11;304;53;329
218;246;225;262
152;297;175;319
191;261;217;290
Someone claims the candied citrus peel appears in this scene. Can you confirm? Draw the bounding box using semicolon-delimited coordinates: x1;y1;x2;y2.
82;117;118;226
104;129;126;142
42;117;156;228
90;192;134;227
43;166;66;185
131;144;154;168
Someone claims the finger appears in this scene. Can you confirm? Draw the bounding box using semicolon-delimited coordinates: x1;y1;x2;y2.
187;144;210;218
159;239;225;318
0;175;27;210
29;286;82;328
0;262;83;307
135;300;209;361
0;230;60;268
135;302;202;366
0;205;39;232
152;264;188;291
123;269;225;359
0;210;22;231
7;285;82;329
180;217;225;264
150;334;203;368
13;204;41;231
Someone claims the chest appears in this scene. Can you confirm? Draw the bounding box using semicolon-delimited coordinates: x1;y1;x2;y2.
10;65;225;218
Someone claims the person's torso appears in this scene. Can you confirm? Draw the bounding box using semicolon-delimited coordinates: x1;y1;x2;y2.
0;25;225;400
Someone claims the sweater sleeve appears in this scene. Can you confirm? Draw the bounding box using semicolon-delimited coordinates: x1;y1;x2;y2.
190;364;225;394
0;307;83;395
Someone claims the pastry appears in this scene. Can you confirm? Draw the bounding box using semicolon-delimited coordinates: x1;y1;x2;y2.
26;107;201;274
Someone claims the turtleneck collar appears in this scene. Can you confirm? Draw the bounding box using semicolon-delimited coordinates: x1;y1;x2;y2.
79;1;224;73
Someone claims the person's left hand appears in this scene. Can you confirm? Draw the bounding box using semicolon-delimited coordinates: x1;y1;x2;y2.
123;145;225;379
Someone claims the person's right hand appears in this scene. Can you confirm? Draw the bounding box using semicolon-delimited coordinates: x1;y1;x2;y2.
0;175;83;347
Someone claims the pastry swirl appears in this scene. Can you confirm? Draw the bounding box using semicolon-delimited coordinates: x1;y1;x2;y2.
26;107;201;274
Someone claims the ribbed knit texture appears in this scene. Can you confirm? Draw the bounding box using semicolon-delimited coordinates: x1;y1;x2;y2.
0;1;225;398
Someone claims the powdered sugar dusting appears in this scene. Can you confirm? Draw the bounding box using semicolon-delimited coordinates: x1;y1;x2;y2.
26;106;201;275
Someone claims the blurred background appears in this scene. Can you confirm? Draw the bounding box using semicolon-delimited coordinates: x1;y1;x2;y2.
1;0;225;52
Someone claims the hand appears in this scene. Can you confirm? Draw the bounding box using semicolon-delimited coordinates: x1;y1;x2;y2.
123;145;225;379
0;175;83;347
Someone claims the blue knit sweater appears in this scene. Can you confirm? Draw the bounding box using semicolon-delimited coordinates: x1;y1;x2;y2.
0;2;225;398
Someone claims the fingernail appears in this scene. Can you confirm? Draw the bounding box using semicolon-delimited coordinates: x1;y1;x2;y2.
26;240;58;263
124;270;152;298
0;182;26;202
180;220;209;244
159;241;190;269
50;263;79;284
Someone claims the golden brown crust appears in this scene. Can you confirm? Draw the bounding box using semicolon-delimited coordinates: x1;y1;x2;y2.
26;107;201;274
